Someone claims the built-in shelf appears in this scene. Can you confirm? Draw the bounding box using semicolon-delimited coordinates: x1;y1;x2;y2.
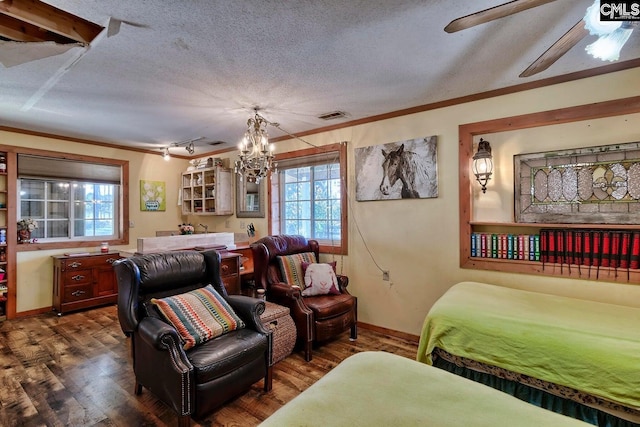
459;96;640;285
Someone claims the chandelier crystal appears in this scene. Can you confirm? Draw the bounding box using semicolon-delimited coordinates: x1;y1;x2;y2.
235;111;276;183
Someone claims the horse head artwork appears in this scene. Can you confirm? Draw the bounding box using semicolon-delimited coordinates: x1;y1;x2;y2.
379;143;421;198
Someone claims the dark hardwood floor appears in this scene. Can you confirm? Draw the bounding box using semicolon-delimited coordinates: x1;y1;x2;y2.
0;305;418;427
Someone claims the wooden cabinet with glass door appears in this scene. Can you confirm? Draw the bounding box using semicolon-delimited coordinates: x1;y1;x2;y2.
181;166;233;215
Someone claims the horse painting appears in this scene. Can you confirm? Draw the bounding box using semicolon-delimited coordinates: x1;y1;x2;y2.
355;136;438;201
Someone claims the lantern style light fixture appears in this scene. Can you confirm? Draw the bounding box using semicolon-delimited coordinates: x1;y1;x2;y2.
235;110;276;183
472;138;493;194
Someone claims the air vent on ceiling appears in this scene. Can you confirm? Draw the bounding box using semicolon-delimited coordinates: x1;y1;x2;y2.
317;111;348;121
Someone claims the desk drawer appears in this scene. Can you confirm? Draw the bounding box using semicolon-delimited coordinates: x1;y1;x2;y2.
220;256;238;277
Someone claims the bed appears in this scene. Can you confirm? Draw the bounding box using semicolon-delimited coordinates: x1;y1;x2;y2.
417;281;640;426
260;351;590;426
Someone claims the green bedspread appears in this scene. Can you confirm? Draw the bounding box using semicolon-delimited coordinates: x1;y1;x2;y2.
260;351;589;426
416;281;640;410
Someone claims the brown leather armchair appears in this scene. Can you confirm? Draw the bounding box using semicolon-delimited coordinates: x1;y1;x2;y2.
251;235;357;361
114;250;272;427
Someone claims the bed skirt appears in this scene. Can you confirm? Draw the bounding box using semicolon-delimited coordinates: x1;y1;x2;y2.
432;348;640;427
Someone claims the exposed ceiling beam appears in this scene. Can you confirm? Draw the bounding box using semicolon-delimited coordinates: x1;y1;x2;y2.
0;13;74;43
0;0;103;44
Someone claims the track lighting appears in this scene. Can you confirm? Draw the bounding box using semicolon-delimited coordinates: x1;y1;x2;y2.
186;142;195;155
162;147;170;161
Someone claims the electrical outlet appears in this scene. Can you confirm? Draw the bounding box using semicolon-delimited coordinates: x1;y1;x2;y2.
129;220;135;228
382;271;390;281
225;220;230;228
240;221;245;229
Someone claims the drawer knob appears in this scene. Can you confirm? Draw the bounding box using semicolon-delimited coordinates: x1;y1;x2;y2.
71;290;86;297
69;262;82;268
106;258;117;264
71;275;85;281
222;265;229;272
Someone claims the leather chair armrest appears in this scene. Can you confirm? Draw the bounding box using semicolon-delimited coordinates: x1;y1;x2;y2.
270;281;302;299
138;317;188;359
226;295;270;334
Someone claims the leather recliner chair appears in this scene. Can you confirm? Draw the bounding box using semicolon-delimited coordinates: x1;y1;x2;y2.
114;249;272;427
251;235;357;361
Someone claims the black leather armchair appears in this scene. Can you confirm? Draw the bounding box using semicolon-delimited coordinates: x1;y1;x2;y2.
114;250;272;427
251;235;357;361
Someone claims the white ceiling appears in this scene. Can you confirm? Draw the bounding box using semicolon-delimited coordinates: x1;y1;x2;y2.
1;0;639;157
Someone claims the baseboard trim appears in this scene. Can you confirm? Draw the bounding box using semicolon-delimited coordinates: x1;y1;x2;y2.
357;322;419;344
15;306;53;318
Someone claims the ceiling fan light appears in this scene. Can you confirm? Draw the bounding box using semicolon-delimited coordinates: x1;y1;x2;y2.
585;25;633;62
584;0;622;36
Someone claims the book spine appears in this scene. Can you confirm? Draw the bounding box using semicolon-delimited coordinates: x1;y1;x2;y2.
565;230;573;265
480;233;487;258
534;234;540;261
610;231;621;269
540;230;548;263
630;231;640;270
620;231;631;269
507;234;513;260
592;231;601;268
582;231;592;266
548;229;557;264
501;234;507;259
491;234;498;258
574;230;583;267
471;233;477;257
518;234;525;260
601;230;611;268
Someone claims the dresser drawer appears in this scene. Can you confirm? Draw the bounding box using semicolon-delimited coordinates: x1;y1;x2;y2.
63;284;93;302
62;269;93;286
59;254;120;270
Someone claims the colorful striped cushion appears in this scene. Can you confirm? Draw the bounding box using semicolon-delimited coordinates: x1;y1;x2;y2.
277;252;317;288
151;285;245;350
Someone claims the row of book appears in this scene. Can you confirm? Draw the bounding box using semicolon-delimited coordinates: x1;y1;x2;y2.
470;233;540;261
539;229;640;269
471;230;640;270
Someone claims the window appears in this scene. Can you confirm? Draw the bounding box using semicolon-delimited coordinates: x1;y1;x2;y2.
16;151;128;248
19;179;119;241
270;142;347;254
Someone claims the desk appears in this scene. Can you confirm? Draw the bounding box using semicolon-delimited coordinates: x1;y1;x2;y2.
233;244;255;295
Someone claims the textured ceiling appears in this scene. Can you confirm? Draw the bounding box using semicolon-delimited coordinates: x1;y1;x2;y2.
0;0;639;157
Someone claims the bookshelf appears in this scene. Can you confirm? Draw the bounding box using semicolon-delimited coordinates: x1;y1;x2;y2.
181;166;233;216
459;96;640;285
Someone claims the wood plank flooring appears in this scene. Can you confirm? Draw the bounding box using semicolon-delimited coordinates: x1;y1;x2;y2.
0;305;418;427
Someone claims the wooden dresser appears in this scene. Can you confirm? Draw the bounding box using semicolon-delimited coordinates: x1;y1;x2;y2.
52;252;122;316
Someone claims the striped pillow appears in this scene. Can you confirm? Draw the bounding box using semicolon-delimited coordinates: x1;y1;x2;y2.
277;252;317;288
151;285;245;350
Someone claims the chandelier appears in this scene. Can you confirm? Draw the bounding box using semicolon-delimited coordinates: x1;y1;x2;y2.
235;110;276;183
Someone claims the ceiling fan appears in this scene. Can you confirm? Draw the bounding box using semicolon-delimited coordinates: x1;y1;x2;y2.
445;0;612;78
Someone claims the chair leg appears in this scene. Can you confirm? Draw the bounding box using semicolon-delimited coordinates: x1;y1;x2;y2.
134;381;143;395
178;414;191;427
264;365;273;391
304;341;313;361
349;323;358;341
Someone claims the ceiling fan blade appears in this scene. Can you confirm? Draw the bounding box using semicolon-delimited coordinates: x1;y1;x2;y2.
445;0;557;33
519;20;589;78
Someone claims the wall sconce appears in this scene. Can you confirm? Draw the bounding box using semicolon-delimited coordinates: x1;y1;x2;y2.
472;138;493;193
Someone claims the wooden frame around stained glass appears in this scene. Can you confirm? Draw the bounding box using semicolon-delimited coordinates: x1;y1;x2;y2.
514;141;640;224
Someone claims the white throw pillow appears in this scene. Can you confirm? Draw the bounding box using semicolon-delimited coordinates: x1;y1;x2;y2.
302;263;340;296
